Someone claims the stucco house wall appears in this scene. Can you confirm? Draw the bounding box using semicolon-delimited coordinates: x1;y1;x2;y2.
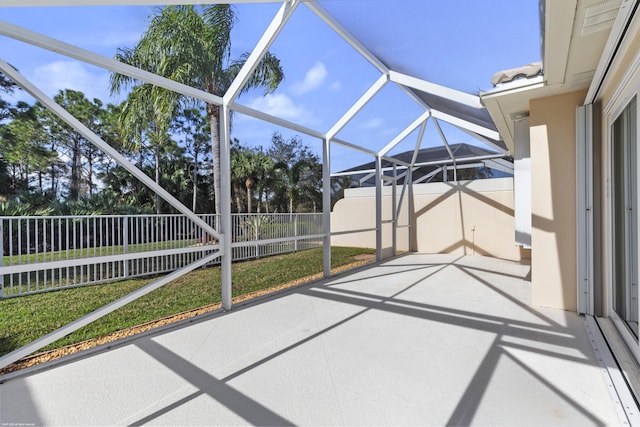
528;89;586;312
331;177;527;262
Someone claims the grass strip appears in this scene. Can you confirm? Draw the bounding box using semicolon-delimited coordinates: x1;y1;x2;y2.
0;246;374;372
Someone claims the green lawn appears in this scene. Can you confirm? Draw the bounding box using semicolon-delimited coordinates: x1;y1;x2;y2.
0;246;374;357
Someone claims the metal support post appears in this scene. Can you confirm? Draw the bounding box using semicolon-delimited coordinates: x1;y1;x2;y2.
0;219;4;291
255;216;260;259
220;106;233;311
294;214;298;252
322;138;332;277
408;168;414;251
375;155;383;262
392;163;397;256
123;216;129;278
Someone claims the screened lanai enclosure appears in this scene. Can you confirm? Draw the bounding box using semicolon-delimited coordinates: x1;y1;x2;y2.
0;0;519;370
3;1;640;425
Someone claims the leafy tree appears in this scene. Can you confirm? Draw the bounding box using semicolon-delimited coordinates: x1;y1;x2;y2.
0;191;53;217
93;103;127;188
230;139;274;213
268;132;322;214
99;134;191;214
111;79;178;213
30;102;66;197
250;148;274;214
0;102;58;197
0;71;18;122
173;106;211;213
230;139;250;212
273;159;307;215
40;90;106;200
110;5;284;214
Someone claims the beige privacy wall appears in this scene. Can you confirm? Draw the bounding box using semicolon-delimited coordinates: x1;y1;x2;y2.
331;177;527;262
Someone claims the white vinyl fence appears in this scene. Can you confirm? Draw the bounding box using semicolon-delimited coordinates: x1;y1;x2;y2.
0;213;323;298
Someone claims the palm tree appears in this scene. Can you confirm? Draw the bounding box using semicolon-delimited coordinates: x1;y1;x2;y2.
174;107;210;213
113;83;177;213
110;5;284;214
230;139;260;213
252;148;274;213
274;159;311;216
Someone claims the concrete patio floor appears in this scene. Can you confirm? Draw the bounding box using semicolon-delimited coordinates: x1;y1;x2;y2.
0;254;627;426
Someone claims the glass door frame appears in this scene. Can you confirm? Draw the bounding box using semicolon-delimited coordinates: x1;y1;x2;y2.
605;85;640;364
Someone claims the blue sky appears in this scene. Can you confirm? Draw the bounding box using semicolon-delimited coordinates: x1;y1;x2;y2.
0;1;540;172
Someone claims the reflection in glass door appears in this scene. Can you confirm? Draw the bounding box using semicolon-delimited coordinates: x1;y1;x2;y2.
612;96;638;339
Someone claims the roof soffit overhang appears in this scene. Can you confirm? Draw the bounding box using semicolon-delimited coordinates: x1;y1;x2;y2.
481;0;623;152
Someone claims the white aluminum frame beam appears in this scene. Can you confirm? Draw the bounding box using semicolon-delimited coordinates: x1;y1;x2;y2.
332;138;378;157
457;125;509;155
221;2;300;310
460;162;486;168
220;105;233;310
433;118;457;181
359;172;376;185
231;102;326;140
431;109;500;141
397;119;427;219
396;118;429;218
390;70;483;109
322;137;331;277
304;1;390;75
224;0;300;104
330;170;371;178
413;153;506;168
484;158;514;175
375;155;382;261
326;73;389;140
0;0;282;5
414;169;441;184
391;163;397;256
0;20;223;107
330;152;508;179
411;119;428;166
0;59;222;241
396;81;431;111
379;110;431;156
332;167;404;177
0;246;220;275
381;155;411;168
0;250;222;370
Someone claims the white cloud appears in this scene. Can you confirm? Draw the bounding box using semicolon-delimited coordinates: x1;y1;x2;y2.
329;81;342;92
29;61;112;102
291;62;327;95
98;31;143;48
360;117;384;129
248;93;318;125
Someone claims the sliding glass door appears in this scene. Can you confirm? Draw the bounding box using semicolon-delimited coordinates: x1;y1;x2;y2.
611;96;639;339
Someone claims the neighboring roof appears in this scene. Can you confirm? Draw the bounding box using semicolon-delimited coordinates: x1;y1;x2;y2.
337;143;512;186
342;143;497;172
491;62;543;86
